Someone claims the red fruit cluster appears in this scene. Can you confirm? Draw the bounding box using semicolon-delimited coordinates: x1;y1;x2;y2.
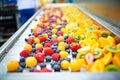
38;36;47;42
70;44;81;52
43;47;54;56
41;68;52;72
52;53;60;62
66;37;75;44
20;50;30;58
34;53;44;62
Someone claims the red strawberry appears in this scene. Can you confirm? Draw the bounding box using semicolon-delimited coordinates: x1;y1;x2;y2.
33;69;41;72
52;53;60;62
20;50;30;58
57;31;63;36
44;42;51;47
70;43;81;52
34;53;44;62
66;37;75;44
51;39;59;44
38;36;47;42
43;47;54;56
33;31;38;37
36;48;43;52
47;33;52;36
27;38;34;45
40;67;52;72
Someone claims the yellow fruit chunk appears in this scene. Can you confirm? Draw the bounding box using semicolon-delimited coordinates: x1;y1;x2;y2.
52;29;58;34
52;34;57;39
34;38;40;43
58;42;66;47
101;52;112;66
61;60;70;70
35;43;43;49
26;57;37;68
57;36;64;42
58;46;65;51
76;59;87;68
24;44;32;52
7;60;20;72
112;53;120;67
87;59;105;72
70;60;81;72
59;51;68;58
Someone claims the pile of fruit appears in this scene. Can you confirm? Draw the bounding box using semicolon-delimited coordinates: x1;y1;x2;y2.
7;6;120;72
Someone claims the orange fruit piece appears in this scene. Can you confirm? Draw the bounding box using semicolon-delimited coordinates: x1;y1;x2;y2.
59;51;68;58
35;43;43;49
34;38;40;43
58;42;66;47
70;60;81;72
24;44;32;52
25;57;37;68
57;36;64;42
7;60;20;72
61;60;70;70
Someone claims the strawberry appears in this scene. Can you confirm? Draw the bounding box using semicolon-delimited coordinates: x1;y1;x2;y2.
66;37;75;44
84;53;94;65
51;39;59;44
33;68;40;72
57;31;63;36
40;67;52;72
34;53;44;62
27;38;34;45
20;50;30;58
33;31;38;37
38;36;47;42
70;43;81;52
36;48;43;52
44;42;51;47
47;33;52;36
52;53;60;62
43;47;54;56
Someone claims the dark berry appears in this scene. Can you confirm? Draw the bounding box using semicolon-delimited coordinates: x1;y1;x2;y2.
50;61;58;68
28;53;34;57
41;42;45;46
39;63;46;69
29;67;34;72
25;38;28;42
66;58;71;62
19;57;25;62
66;49;70;53
16;67;23;72
19;62;26;68
32;48;36;53
45;56;52;62
72;52;77;58
64;35;68;40
32;43;36;48
55;49;60;53
53;64;60;72
66;44;70;49
59;58;64;63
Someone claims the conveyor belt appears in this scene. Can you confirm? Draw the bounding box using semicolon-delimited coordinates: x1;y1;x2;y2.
0;4;120;80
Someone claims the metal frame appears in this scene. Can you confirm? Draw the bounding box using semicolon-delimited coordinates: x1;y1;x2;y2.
0;4;120;80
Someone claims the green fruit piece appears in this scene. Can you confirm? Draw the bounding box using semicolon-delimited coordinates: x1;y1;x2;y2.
106;46;120;53
105;64;120;72
101;32;110;38
93;48;103;59
76;52;86;59
86;27;94;32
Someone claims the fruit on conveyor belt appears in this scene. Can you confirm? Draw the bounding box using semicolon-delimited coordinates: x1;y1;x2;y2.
6;6;120;72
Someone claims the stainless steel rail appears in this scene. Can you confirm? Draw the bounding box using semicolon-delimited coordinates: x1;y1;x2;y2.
0;10;40;62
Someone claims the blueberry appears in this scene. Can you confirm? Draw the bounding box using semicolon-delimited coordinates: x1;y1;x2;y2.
54;46;58;49
32;48;36;53
19;62;26;68
51;45;55;49
50;61;58;68
64;35;68;40
66;58;71;62
37;32;41;35
28;34;31;36
29;67;34;72
16;67;23;72
72;52;77;58
53;43;58;46
55;49;60;53
45;56;52;62
25;38;28;42
59;58;64;63
28;53;34;57
19;57;25;62
32;43;36;48
66;49;70;53
39;63;46;69
48;36;52;39
66;44;70;49
41;42;45;46
53;64;60;72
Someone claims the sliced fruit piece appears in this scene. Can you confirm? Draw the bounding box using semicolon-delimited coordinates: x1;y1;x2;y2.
76;52;86;59
105;64;120;72
7;60;20;72
101;31;110;38
106;46;120;53
77;46;90;53
112;53;120;67
93;48;103;59
84;53;94;65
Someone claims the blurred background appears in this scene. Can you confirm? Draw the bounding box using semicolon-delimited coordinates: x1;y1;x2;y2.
0;0;120;46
